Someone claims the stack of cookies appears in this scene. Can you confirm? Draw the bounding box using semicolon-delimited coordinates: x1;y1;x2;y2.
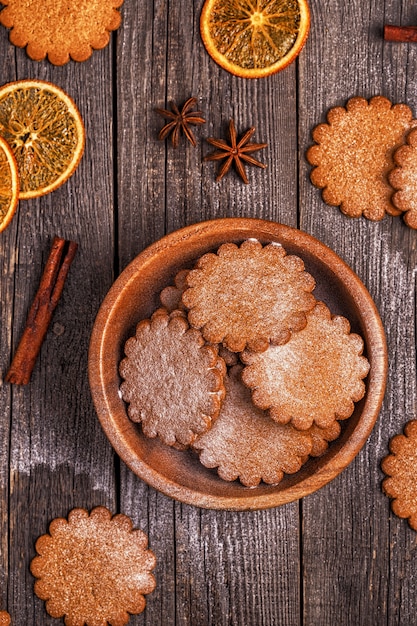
119;239;370;488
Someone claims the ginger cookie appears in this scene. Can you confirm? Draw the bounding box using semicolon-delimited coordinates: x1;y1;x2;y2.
306;96;416;221
218;345;239;367
182;239;316;353
381;420;417;531
309;421;342;457
30;506;156;626
241;302;370;431
0;612;10;626
0;0;123;65
389;128;417;230
119;310;226;448
193;365;313;487
299;422;342;466
160;275;238;366
159;269;189;312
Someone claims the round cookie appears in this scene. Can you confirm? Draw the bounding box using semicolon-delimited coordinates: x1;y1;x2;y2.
299;421;342;466
389;128;417;230
193;365;313;487
0;612;10;626
241;302;370;431
308;421;342;458
0;0;123;65
182;239;316;353
159;269;189;312
119;310;226;448
159;274;238;366
30;507;156;626
382;420;417;531
306;96;416;221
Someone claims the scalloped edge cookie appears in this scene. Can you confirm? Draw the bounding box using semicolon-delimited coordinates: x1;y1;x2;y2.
241;302;370;430
119;309;226;447
389;128;417;230
382;420;417;531
0;0;123;65
0;611;10;626
193;365;313;486
159;269;189;312
30;506;156;626
182;239;316;353
306;96;416;221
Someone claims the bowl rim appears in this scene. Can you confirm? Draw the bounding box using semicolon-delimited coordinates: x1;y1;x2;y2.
88;218;388;510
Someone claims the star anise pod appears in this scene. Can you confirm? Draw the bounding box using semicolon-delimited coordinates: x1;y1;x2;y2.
155;97;206;148
204;119;267;184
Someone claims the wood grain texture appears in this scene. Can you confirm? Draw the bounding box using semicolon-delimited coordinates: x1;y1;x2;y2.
299;1;417;625
0;0;416;623
0;39;16;617
0;28;117;625
116;2;302;625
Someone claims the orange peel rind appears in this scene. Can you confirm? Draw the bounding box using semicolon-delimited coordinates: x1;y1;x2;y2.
0;134;18;232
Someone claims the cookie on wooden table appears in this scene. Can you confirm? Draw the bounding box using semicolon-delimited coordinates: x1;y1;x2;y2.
241;302;370;431
193;365;313;487
0;0;123;65
0;612;10;626
389;128;417;230
382;420;417;531
30;506;156;626
182;239;316;353
306;96;416;221
119;310;226;448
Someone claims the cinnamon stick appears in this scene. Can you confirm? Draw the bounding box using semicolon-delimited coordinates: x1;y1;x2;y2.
384;25;417;43
5;236;78;385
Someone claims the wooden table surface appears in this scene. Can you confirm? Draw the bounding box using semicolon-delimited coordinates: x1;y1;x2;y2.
1;1;417;624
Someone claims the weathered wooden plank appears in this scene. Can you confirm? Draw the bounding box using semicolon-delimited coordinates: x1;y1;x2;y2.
299;0;417;624
116;0;169;270
172;504;302;626
164;1;302;622
0;34;17;617
116;2;179;626
116;2;303;625
164;2;301;623
0;40;117;622
381;3;417;624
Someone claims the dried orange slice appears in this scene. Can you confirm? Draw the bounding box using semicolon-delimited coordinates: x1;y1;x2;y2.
0;79;85;199
200;0;310;78
0;135;19;232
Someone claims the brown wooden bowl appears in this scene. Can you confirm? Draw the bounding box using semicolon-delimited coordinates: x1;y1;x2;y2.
88;218;388;511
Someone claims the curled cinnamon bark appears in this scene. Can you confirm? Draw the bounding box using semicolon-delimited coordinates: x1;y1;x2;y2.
384;25;417;43
5;236;78;385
